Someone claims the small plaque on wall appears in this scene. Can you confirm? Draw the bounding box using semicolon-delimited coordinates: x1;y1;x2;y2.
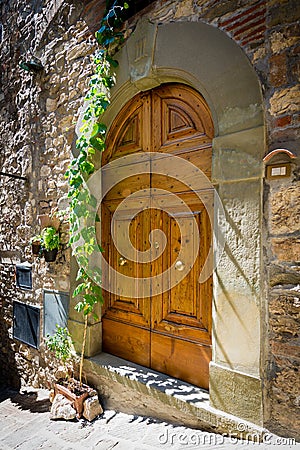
266;163;291;179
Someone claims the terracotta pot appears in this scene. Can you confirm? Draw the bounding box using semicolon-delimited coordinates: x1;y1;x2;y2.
54;383;90;418
43;248;58;262
31;242;41;256
38;214;60;231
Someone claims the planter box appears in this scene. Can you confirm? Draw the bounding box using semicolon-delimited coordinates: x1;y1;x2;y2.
54;382;91;418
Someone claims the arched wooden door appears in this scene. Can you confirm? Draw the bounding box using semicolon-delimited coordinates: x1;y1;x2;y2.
101;84;214;389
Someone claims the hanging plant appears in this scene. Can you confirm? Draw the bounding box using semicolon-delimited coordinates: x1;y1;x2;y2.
65;1;129;386
30;233;43;256
42;226;60;262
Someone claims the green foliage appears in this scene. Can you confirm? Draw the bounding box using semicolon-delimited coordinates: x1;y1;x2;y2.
64;1;127;385
45;325;73;364
30;233;42;244
42;226;60;251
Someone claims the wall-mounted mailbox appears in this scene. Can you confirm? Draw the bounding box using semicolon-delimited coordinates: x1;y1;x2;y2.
44;290;69;337
13;301;40;348
16;262;32;290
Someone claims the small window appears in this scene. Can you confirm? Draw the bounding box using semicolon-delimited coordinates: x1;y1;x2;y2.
13;301;40;349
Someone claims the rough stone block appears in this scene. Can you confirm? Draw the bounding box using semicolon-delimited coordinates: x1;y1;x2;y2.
269;54;287;87
201;0;239;19
270;315;299;338
50;394;76;420
174;0;193;18
269;293;300;317
269;265;300;286
271;238;300;262
269;86;300;116
291;58;300;83
269;357;300;440
54;365;69;381
271;340;299;359
268;0;300;27
270;29;299;54
66;43;89;61
46;98;57;112
270;182;300;234
83;395;103;421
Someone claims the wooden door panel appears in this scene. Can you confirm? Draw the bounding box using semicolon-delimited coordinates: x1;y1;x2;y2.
103;319;150;367
102;161;150;202
151;147;212;195
102;92;151;165
151;333;211;389
151;192;212;344
101;202;151;328
152;84;213;154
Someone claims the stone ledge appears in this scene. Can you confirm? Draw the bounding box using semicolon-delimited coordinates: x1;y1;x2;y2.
84;352;267;440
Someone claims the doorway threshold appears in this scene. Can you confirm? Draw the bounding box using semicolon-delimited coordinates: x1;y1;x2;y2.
84;352;265;439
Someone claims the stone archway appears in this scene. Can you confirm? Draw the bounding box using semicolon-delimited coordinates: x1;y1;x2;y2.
77;19;265;426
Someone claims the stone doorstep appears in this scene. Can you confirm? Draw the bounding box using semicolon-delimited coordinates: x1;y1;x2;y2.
84;353;267;442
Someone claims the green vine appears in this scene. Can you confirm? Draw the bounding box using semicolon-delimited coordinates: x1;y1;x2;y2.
45;325;74;365
65;1;129;385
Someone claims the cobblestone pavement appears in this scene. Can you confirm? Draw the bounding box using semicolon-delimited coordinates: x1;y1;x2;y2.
0;386;299;450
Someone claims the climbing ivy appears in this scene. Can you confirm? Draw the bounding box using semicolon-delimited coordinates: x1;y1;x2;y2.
65;0;129;385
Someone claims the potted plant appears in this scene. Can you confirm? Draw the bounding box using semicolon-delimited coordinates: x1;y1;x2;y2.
45;325;96;419
30;234;42;256
42;226;60;262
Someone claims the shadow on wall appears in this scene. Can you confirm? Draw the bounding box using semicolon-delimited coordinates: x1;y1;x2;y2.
0;298;21;390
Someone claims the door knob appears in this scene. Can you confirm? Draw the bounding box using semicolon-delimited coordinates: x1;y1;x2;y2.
118;256;127;266
175;260;185;271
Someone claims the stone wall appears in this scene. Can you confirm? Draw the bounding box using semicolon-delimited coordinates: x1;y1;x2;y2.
266;175;300;439
0;0;97;387
0;0;299;440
